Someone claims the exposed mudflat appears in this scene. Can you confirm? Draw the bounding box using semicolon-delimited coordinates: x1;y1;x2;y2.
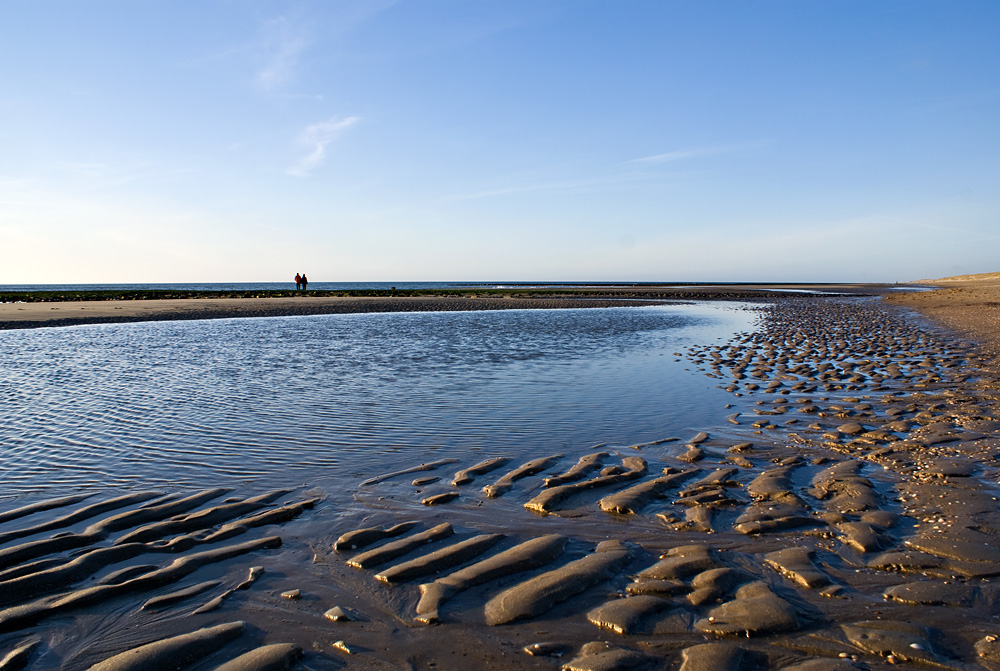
0;284;879;330
2;295;1000;670
0;295;660;330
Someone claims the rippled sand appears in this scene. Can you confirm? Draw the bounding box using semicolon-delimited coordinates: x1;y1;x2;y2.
2;287;1000;670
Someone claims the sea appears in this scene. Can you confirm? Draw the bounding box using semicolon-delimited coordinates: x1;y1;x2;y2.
1;282;657;293
0;284;764;501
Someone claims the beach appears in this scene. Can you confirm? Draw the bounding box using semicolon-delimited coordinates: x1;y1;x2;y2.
0;283;880;330
1;280;1000;670
885;272;1000;355
0;294;647;329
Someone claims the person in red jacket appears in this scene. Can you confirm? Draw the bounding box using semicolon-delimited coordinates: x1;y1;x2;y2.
294;273;301;290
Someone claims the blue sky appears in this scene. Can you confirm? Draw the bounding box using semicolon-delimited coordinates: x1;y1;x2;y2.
1;1;998;283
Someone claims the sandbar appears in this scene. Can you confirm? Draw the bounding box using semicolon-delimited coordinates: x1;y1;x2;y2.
0;283;887;330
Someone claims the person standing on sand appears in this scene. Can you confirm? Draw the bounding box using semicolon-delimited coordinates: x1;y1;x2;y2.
294;273;302;290
301;273;308;291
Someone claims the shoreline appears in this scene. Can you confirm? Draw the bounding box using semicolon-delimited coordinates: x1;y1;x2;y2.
885;276;1000;356
0;283;889;331
0;295;669;330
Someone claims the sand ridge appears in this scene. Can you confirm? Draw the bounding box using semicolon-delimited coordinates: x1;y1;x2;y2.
0;294;667;329
0;283;884;330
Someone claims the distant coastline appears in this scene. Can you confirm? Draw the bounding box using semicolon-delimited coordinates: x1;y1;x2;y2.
0;283;899;331
0;280;918;295
0;281;474;294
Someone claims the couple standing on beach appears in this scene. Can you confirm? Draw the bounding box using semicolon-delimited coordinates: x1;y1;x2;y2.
294;273;309;290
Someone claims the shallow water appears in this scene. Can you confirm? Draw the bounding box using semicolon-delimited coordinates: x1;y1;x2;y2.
0;303;759;497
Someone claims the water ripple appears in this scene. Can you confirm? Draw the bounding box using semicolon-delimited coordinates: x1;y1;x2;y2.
0;304;760;493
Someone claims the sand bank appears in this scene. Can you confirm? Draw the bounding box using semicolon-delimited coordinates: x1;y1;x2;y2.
0;295;659;330
0;283;884;330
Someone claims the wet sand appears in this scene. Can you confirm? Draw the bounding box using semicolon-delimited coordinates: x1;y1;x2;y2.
2;281;1000;669
0;295;645;329
0;283;881;330
886;272;1000;355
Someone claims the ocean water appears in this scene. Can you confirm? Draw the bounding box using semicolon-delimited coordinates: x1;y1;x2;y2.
0;282;477;293
0;303;760;498
0;281;647;293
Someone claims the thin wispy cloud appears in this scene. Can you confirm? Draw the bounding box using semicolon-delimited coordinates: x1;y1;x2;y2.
916;221;1000;240
445;171;686;201
275;92;325;102
50;161;204;190
54;162;110;178
445;141;764;200
257;16;310;91
178;16;309;93
287;116;360;177
629;141;765;164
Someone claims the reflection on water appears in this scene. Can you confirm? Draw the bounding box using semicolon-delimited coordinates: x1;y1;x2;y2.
0;304;759;495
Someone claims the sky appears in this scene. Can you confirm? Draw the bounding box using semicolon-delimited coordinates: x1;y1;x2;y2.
1;1;998;284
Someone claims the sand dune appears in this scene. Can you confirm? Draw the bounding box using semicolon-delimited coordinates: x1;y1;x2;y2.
917;269;1000;283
